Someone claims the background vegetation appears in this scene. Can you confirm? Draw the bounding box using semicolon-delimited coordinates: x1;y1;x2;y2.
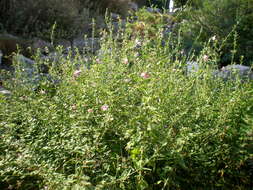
177;0;253;67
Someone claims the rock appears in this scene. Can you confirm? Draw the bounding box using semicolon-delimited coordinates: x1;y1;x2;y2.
0;34;31;66
128;2;139;12
73;37;100;53
55;39;72;50
12;54;59;90
186;62;253;81
13;54;36;78
0;86;11;96
31;38;53;54
186;61;200;75
146;7;162;13
214;64;253;81
112;20;127;34
111;13;121;21
12;54;42;88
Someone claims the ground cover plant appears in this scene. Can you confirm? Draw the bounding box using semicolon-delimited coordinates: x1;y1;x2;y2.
0;7;253;190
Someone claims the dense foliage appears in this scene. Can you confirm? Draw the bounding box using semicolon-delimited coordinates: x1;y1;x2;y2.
0;0;253;189
1;11;252;189
178;0;253;67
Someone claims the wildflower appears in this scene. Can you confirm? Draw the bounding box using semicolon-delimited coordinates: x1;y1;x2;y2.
134;52;140;57
124;78;131;83
203;55;209;62
135;39;142;48
40;90;46;94
96;58;102;64
87;108;94;113
211;35;216;41
123;58;129;65
101;104;109;111
73;70;82;78
71;104;77;110
140;72;150;79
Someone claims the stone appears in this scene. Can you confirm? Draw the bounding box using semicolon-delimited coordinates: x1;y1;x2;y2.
12;54;49;89
55;39;72;50
112;20;127;34
214;64;253;81
12;54;59;90
31;38;53;54
0;86;11;96
186;61;200;75
111;13;121;21
73;37;100;53
146;7;162;13
128;2;139;12
0;34;31;66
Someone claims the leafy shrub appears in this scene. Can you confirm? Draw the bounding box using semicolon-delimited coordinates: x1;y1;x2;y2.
1;12;252;189
177;0;253;67
126;8;175;40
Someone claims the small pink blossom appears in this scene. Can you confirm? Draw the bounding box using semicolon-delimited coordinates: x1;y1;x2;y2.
73;70;82;78
140;72;150;79
96;58;102;64
123;58;129;64
87;108;94;113
203;55;209;62
101;104;109;111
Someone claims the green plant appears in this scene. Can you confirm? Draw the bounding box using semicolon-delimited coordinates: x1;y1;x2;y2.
177;0;253;67
0;9;252;189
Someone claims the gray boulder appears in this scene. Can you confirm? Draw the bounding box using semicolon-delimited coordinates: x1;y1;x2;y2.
186;61;200;75
146;7;162;13
73;37;100;53
128;2;139;12
214;65;253;81
0;86;11;96
12;54;55;89
12;54;39;86
186;62;253;81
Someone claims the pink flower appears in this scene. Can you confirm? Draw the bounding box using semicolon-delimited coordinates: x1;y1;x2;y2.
101;104;109;111
87;108;94;113
203;55;209;62
140;72;150;79
123;58;129;64
96;58;102;64
73;70;82;78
